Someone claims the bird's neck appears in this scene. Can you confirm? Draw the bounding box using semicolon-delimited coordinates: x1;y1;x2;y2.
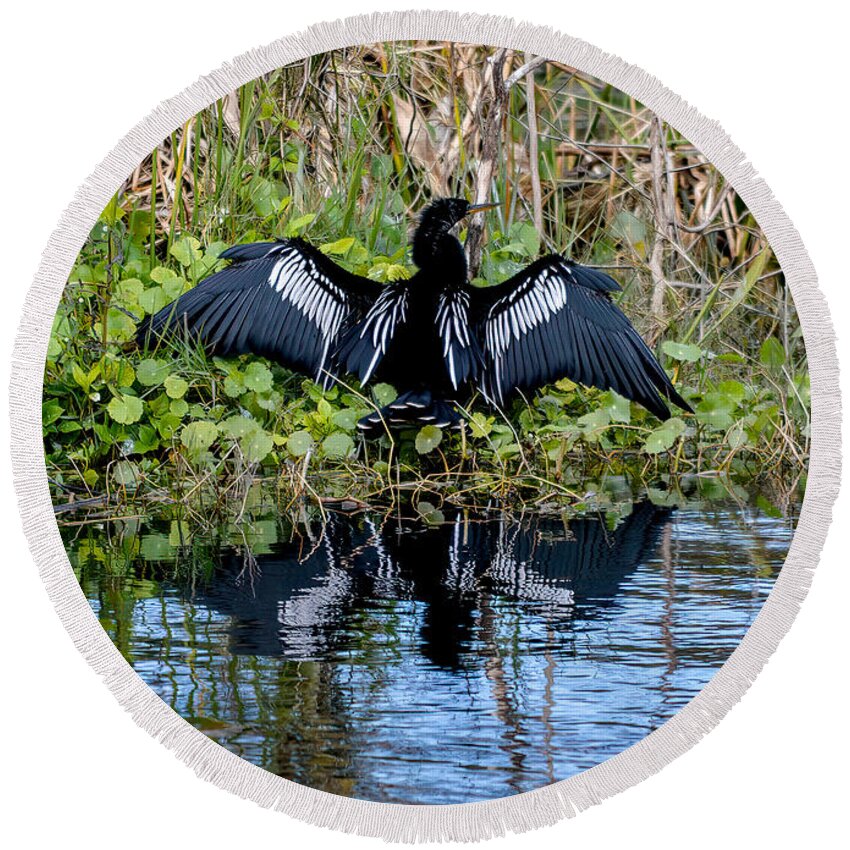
412;230;468;281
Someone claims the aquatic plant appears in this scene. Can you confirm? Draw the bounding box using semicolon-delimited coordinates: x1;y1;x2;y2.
43;42;808;514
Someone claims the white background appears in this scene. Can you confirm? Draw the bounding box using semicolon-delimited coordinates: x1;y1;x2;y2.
1;2;847;847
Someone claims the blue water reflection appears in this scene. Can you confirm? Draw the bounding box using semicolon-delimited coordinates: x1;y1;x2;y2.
67;498;792;804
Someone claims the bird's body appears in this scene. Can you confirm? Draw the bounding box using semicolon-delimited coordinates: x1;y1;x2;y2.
140;197;692;433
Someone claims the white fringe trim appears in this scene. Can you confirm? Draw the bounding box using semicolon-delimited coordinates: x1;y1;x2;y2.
8;10;840;843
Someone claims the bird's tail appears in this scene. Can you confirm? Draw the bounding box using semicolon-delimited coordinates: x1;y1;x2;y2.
356;389;462;436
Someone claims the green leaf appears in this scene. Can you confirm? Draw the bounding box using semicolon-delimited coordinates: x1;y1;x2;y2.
715;380;748;404
114;361;135;388
42;399;64;426
320;236;356;256
643;417;686;454
601;391;631;424
71;363;92;392
331;408;359;432
247;176;280;217
156;413;182;440
107;393;144;425
316;397;333;420
759;337;785;368
219;415;259;439
134;425;159;454
610;210;648;257
105;308;137;343
170;236;203;266
149;266;182;285
112;461;140;488
696;393;736;430
243;361;273;392
469;412;494;439
755;494;782;519
321;431;354;459
372;383;397;407
726;420;748;450
164;375;189;399
180;421;219;454
662;341;703;362
240;429;274;463
161;275;190;301
518;222;540;257
138;286;169;315
169;398;189;418
415;425;443;454
136;359;170;387
222;373;245;397
115;278;144;306
284;212;316;237
286;430;314;457
576;408;611;441
416;500;445;525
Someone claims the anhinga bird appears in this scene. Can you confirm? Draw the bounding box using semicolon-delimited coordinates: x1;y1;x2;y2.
140;197;692;433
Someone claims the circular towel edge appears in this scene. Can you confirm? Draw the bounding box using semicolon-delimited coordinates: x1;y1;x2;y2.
8;9;842;843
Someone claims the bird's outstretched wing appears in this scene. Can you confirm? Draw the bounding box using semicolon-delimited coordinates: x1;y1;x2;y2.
138;239;382;386
334;283;410;385
469;255;693;420
436;286;482;390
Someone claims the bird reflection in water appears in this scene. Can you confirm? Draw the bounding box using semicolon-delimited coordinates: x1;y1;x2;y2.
188;501;672;669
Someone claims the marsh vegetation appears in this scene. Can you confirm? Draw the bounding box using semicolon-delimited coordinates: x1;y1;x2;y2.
44;41;808;522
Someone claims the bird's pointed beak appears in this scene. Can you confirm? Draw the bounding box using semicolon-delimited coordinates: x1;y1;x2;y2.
466;202;500;215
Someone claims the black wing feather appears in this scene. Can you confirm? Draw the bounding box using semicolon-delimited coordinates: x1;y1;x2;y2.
138;238;383;386
334;283;411;385
470;255;693;420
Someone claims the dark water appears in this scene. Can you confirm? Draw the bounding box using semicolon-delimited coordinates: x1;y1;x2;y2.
64;493;794;804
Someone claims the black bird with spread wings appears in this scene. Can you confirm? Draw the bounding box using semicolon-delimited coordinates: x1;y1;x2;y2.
140;197;692;434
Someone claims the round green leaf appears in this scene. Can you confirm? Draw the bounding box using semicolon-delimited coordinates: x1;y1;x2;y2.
715;380;748;404
107;393;144;425
112;460;140;488
223;373;245;397
286;430;314;457
138;286;169;315
661;341;703;362
169;398;189;418
240;429;274;464
643;417;686;454
105;308;137;343
243;362;274;393
219;414;260;439
372;383;397;407
321;431;355;459
156;412;182;440
180;421;219;454
416;500;445;525
136;359;170;387
169;236;202;266
149;265;182;285
415;425;444;454
331;408;359;432
164;374;189;399
602;391;631;424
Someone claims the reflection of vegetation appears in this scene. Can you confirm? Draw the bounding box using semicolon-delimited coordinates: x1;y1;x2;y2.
44;42;808;514
65;480;794;802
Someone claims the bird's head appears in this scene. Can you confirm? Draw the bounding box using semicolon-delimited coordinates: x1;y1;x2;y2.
419;197;499;230
412;197;499;270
